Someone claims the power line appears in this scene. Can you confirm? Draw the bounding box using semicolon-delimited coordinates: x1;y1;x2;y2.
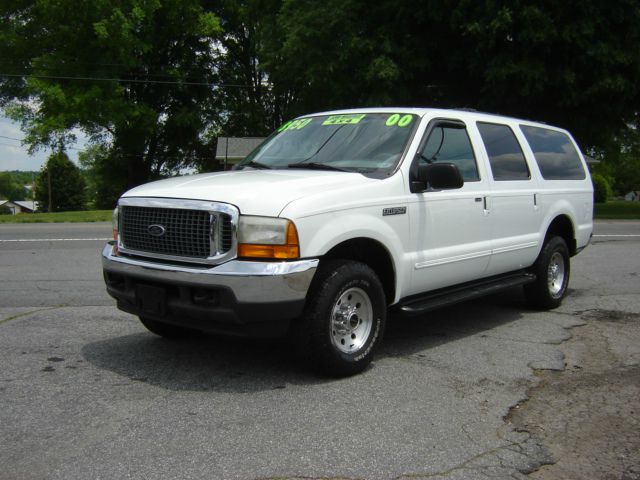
0;140;216;160
0;135;84;151
0;61;219;80
0;134;24;142
0;72;254;88
0;134;216;158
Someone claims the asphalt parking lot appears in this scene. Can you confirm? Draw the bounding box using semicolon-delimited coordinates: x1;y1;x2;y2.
1;221;639;480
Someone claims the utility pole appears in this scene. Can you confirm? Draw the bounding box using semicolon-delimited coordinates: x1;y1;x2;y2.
47;167;52;213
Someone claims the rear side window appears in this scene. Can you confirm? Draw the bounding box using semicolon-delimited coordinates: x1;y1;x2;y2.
477;122;530;181
520;125;586;180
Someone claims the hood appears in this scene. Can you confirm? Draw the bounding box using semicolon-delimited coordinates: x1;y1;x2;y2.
122;169;375;217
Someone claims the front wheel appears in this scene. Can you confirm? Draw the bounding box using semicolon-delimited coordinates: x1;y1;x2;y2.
524;236;570;309
295;260;387;377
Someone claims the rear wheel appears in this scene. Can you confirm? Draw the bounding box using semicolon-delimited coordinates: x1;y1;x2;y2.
138;316;191;339
524;236;570;309
294;260;387;377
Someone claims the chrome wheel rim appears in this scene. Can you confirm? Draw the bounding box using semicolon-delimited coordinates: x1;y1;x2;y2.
330;287;373;354
547;252;566;297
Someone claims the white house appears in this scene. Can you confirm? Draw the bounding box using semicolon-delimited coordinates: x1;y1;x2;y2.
215;137;266;169
0;200;38;214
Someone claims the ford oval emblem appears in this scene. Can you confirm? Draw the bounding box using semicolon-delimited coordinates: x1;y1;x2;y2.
148;224;166;237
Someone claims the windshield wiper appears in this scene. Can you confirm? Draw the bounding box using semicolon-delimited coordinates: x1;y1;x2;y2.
239;160;272;170
287;162;352;172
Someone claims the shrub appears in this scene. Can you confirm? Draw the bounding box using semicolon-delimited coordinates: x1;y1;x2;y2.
591;173;612;203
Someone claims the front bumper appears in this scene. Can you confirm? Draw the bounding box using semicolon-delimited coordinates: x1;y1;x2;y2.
102;244;318;337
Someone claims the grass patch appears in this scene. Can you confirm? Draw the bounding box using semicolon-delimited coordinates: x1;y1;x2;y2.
594;200;640;219
0;210;112;223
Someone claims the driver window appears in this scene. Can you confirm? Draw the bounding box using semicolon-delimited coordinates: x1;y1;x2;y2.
420;124;480;182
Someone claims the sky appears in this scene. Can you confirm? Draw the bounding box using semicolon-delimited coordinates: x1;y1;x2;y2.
0;115;87;171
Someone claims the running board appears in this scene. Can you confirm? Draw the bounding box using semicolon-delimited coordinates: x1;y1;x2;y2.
397;272;536;316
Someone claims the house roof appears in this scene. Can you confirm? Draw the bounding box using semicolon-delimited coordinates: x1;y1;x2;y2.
215;137;265;160
14;200;37;211
0;200;37;211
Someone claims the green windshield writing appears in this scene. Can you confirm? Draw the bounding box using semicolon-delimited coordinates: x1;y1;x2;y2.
386;114;413;127
322;114;366;126
278;118;313;132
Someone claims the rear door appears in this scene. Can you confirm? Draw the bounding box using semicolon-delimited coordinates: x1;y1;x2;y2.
474;121;541;275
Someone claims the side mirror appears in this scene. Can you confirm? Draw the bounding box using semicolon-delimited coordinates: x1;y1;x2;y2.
411;163;464;192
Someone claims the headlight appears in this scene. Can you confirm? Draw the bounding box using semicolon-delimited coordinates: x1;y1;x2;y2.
112;206;119;241
237;216;300;259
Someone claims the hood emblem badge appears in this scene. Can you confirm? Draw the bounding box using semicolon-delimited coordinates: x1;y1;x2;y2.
148;224;166;237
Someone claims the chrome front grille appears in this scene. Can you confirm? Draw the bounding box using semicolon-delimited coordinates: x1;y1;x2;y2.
121;206;212;258
117;198;238;264
220;213;233;252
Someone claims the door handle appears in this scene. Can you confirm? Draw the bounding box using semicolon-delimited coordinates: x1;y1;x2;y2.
482;196;490;216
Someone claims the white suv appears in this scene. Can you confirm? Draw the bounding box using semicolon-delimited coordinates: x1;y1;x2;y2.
103;108;593;376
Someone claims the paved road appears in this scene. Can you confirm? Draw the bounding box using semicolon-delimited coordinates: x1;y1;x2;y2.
0;220;638;479
0;223;112;308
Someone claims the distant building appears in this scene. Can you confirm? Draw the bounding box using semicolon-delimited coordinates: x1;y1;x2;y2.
215;137;265;169
0;200;38;214
624;191;639;202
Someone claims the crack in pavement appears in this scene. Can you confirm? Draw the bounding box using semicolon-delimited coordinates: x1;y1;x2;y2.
391;440;534;479
0;306;64;326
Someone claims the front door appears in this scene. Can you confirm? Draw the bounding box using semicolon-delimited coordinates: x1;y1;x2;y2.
407;118;493;296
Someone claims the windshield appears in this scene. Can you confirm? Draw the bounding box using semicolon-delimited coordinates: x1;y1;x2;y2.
236;112;419;176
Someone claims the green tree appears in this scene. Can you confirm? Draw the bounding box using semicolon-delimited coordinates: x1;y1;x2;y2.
450;0;640;147
0;172;27;200
35;151;86;211
211;0;292;136
261;0;403;117
78;143;126;209
3;171;36;199
592;124;640;195
263;0;640;148
1;0;222;188
3;0;640;186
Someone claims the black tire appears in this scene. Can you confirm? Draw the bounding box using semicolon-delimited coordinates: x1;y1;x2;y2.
293;260;387;377
138;316;191;339
524;236;570;310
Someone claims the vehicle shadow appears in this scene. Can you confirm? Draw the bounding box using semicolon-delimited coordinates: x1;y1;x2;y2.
82;287;530;393
381;287;530;358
